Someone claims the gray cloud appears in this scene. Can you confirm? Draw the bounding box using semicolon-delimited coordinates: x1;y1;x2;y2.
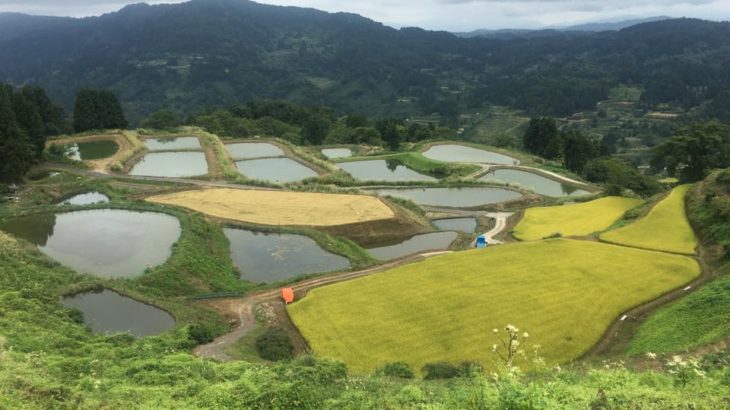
0;0;728;30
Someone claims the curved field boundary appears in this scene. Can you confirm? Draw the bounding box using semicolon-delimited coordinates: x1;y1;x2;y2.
192;252;440;361
514;196;643;241
600;185;697;255
287;239;700;374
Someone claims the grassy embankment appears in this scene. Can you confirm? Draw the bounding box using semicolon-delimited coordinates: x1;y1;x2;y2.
513;196;643;241
600;185;697;254
628;170;730;354
289;239;699;374
0;173;727;408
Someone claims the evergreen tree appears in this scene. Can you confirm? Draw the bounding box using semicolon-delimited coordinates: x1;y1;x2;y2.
523;117;560;158
376;119;402;151
563;131;600;173
73;88;127;132
301;113;330;145
20;85;66;136
12;92;45;157
0;85;33;182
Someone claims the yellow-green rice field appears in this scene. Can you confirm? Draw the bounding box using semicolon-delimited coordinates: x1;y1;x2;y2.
600;185;697;254
514;196;642;241
288;239;699;374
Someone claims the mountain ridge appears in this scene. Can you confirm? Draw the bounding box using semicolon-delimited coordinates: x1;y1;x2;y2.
1;1;729;123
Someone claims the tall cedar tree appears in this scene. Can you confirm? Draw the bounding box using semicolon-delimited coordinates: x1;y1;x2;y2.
12;92;45;157
0;85;34;182
563;131;600;173
21;85;66;136
523;117;561;159
377;119;402;151
73;88;128;132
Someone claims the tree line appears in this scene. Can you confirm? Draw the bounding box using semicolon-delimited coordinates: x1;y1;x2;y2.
522;117;661;196
187;100;453;150
1;84;127;183
0;83;66;182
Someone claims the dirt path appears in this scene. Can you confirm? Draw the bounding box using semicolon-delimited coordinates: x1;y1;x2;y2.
192;252;446;361
579;246;715;361
479;212;513;245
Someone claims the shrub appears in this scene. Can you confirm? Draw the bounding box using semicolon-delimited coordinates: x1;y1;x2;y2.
255;327;294;361
188;323;215;344
715;168;730;185
422;362;460;380
378;362;415;379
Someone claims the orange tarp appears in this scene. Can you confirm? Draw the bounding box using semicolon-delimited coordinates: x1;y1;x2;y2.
281;288;295;304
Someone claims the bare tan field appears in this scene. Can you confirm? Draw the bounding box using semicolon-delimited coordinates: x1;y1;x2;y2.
147;188;395;226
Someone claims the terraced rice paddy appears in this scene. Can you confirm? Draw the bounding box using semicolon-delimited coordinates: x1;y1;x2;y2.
600;185;697;254
147;188;395;226
514;196;643;241
288;239;699;374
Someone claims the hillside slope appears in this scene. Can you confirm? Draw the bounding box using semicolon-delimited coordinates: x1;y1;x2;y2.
1;1;730;122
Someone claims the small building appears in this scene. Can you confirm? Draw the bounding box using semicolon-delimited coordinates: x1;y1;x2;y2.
281;288;295;304
475;235;488;248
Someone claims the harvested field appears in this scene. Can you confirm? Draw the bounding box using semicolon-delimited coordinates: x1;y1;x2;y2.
288;239;699;374
600;185;697;254
146;188;395;227
514;196;642;240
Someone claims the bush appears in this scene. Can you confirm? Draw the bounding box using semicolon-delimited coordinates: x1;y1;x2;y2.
717;168;730;185
421;362;461;380
188;323;214;344
378;362;415;379
255;327;294;361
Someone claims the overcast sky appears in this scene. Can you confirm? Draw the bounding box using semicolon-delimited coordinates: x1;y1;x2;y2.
0;0;728;30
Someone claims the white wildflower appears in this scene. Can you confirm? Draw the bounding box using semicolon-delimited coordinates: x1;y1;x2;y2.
645;352;657;360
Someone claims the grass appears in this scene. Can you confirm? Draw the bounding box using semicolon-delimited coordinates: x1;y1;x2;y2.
288;239;699;374
627;264;730;355
600;185;697;255
147;188;395;227
513;196;643;240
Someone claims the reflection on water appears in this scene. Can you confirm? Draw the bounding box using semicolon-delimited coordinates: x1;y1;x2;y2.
481;169;589;197
0;210;181;278
225;228;350;283
62;289;175;337
367;231;458;260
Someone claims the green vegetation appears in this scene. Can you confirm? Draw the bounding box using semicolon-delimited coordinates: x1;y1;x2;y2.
687;168;730;257
652;121;730;182
0;83;66;182
0;151;727;409
628;169;730;355
288;239;699;374
255;327;294;361
628;266;730;354
72;88;127;133
600;185;697;254
514;196;643;241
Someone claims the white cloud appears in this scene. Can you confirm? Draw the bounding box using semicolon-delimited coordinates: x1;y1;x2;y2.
0;0;728;30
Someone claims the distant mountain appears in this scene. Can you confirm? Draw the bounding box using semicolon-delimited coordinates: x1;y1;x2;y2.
0;1;728;123
561;16;670;32
456;16;671;38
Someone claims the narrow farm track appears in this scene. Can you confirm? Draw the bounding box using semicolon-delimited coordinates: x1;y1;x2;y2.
192;252;452;361
579;246;713;361
44;162;707;366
